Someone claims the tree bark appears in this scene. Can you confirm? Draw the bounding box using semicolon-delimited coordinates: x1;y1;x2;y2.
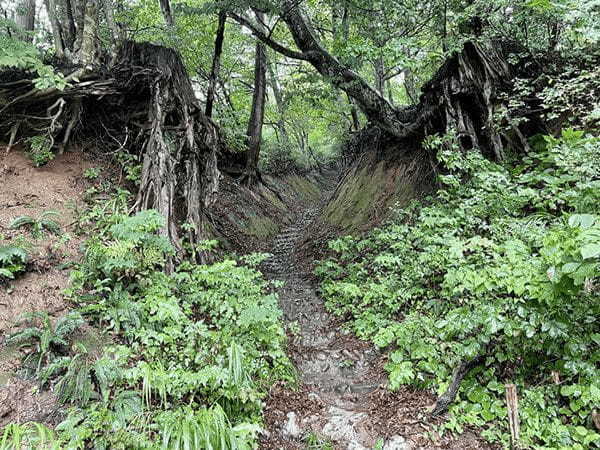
244;11;268;184
44;0;65;58
205;10;226;118
14;0;36;41
267;60;290;149
78;0;98;65
159;0;174;27
101;0;122;55
62;0;77;51
73;0;87;55
374;56;385;96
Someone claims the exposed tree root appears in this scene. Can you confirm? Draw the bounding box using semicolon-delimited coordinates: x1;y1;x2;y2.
0;41;225;261
430;355;486;417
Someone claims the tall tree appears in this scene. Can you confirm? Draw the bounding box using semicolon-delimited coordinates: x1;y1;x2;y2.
205;11;227;118
244;9;267;184
44;0;65;57
267;59;290;149
159;0;174;27
14;0;36;41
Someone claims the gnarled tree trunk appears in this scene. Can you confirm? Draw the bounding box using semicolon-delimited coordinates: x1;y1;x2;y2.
0;41;223;262
234;1;519;158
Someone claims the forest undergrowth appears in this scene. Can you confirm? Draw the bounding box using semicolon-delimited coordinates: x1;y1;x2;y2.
1;176;294;449
316;129;600;449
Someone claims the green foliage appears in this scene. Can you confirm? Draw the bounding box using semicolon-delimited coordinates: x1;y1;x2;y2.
73;210;174;281
83;167;101;180
25;135;54;167
157;404;258;450
40;342;121;407
70;184;131;235
5;208;293;448
10;211;61;238
0;244;28;281
0;32;67;90
6;311;85;375
0;422;59;450
316;130;600;448
305;432;334;450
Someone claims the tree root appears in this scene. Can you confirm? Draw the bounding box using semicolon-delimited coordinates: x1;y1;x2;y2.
430;355;486;417
0;41;226;262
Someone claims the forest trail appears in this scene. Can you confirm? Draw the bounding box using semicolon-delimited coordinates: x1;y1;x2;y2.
262;200;406;449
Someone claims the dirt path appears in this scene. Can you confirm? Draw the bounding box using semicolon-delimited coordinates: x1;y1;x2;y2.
259;185;500;450
262;205;407;450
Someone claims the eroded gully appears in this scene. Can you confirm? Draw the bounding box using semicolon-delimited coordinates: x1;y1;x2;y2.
261;204;409;450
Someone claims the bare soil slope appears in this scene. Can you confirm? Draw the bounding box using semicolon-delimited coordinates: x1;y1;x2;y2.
0;149;95;426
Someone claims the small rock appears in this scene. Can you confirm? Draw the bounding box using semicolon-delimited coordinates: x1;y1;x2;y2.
346;441;369;450
307;392;322;404
283;411;302;438
383;435;409;450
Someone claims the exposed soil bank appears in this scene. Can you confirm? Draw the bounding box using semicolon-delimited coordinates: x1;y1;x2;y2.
0;149;97;427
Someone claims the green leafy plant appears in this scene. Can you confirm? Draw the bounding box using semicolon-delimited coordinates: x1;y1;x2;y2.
41;208;294;447
316;130;600;448
83;167;101;180
157;404;258;450
0;245;28;281
6;311;85;375
305;432;334;450
9;211;60;237
25;135;54;167
0;34;67;90
0;422;59;450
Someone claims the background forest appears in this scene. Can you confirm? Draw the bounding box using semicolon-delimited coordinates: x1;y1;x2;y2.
1;0;600;449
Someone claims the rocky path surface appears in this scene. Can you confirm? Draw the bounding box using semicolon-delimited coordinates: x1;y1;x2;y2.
262;206;409;450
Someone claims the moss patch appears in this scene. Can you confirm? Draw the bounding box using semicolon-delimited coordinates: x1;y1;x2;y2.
245;214;281;240
287;175;322;203
322;154;429;233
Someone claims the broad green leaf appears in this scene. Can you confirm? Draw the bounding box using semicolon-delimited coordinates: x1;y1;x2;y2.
580;244;600;259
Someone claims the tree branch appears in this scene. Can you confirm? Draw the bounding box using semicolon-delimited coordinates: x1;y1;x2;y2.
228;12;309;61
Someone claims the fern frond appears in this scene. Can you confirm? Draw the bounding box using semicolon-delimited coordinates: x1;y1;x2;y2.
54;312;85;340
8;216;35;230
0;268;14;279
39;355;71;386
4;327;42;349
54;353;95;406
